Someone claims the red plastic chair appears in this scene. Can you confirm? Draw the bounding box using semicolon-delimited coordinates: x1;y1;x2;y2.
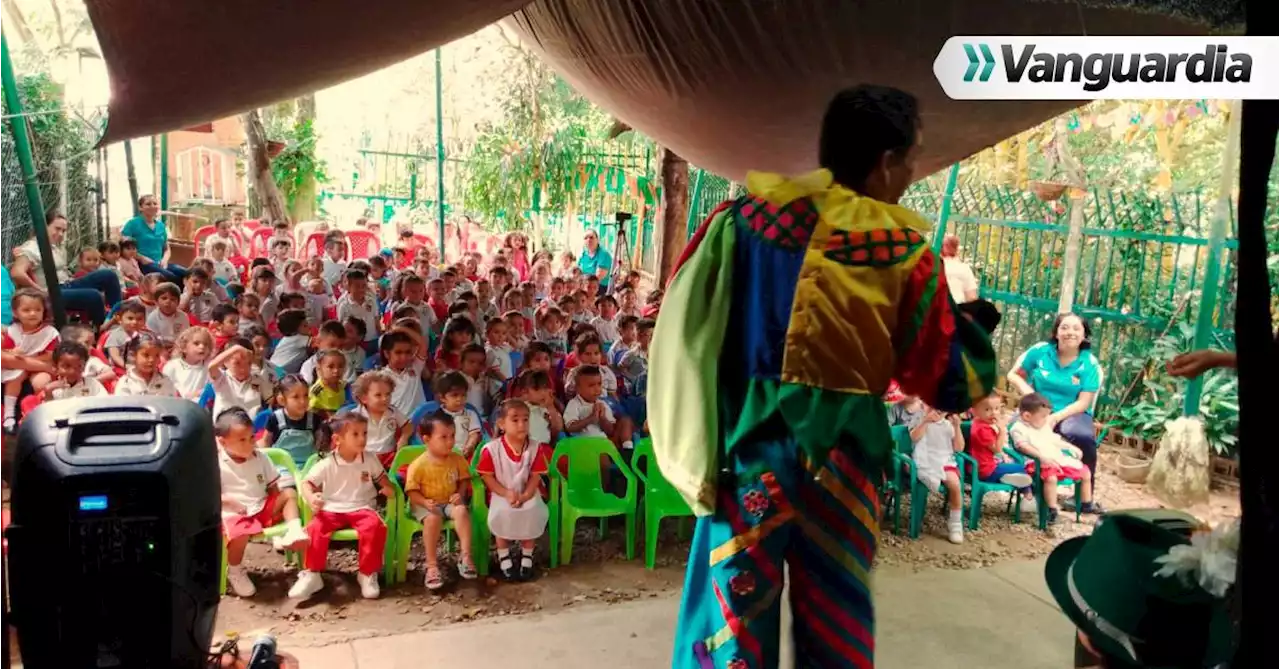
241;219;263;232
300;232;329;260
345;230;380;260
249;228;275;257
192;225;217;254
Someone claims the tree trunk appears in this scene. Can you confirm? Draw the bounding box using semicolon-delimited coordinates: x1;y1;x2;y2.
2;0;36;46
657;147;690;286
242;109;288;225
290;94;318;223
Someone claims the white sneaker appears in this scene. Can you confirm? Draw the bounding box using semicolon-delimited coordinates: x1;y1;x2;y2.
226;566;256;598
356;572;381;599
280;524;310;549
947;523;964;544
999;472;1034;488
288;570;324;599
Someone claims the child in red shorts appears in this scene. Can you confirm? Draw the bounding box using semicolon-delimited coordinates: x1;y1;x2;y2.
1009;393;1097;524
217;407;309;598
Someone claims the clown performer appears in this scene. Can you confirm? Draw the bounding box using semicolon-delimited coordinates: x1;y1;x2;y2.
649;84;998;669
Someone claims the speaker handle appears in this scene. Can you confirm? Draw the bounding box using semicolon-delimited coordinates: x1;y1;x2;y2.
53;407;179;465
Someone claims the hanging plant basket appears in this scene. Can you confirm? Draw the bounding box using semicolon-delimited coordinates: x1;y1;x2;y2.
1029;180;1068;202
266;140;287;159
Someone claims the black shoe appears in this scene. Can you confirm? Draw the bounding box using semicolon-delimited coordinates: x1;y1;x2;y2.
1080;501;1105;515
1047;508;1060;525
499;557;516;581
519;557;534;581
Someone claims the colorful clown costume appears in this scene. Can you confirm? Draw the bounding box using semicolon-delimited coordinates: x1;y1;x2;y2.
648;169;996;669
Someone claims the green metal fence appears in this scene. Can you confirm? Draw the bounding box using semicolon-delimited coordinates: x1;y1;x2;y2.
899;166;1264;417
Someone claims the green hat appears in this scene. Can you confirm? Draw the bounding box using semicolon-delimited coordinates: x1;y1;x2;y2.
1044;512;1234;668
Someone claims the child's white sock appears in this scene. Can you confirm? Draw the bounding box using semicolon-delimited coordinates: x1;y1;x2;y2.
287;518;304;532
622;439;633;450
947;508;963;527
3;395;16;416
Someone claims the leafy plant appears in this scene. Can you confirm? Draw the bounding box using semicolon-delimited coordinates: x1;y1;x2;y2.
270;117;329;216
1105;321;1238;457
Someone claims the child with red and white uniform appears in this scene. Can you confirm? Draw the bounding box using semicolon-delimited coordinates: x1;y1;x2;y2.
215;407;309;598
476;400;550;581
292;412;393;600
2;289;59;430
42;342;108;401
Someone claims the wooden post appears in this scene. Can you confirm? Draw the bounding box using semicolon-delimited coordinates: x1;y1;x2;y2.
657;147;689;285
1054;117;1087;314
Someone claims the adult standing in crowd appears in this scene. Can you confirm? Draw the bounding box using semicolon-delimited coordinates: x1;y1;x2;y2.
9;212;123;325
578;229;612;295
941;233;979;303
1006;311;1105;513
120;193;187;283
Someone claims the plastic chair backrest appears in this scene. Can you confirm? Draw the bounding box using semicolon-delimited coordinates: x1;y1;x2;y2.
1091;365;1105;413
249;228;274;256
252;409;271;433
192;225;216;252
363;354;381;370
630;438;658;484
409;401;443;431
301;232;328;260
345;230;380;260
197;383;215;410
262;447;302;484
551;436;620;486
890;424;912;455
389;445;425;476
242;220;262;232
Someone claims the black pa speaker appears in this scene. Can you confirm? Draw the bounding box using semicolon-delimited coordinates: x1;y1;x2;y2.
5;398;221;668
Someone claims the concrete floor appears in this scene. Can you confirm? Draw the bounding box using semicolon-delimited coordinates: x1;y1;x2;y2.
282;558;1073;668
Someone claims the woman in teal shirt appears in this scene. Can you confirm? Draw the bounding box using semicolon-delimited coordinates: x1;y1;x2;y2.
120;193;187;283
1006;312;1104;508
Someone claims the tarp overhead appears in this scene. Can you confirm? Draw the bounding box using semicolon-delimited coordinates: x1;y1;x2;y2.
88;0;1239;178
86;0;530;144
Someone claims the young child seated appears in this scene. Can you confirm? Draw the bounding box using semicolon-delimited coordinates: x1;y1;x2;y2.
591;295;620;347
515;370;563;447
163;327;214;400
610;315;639;366
42;341;108;400
434;317;476;372
616;318;654;396
564;334;619;399
208;239;239;284
890;395;965;543
180;268;219;323
146;282;190;345
269;309;313;374
216;407;310;597
435;371;483;458
300;320;347;384
294;412;393;600
476;400;550;581
259;375;322;471
2;290;57;429
458;344;491;415
322;235;348;286
380;329;431;417
536;307;568;357
341;318;370;380
209;304;241;352
406;412;479;589
396;275;437;339
104;300;148;369
351;370;412;468
97;240;132;290
308;349;349;414
249;267;279;324
484;317;515;382
116;237;145;286
209;338;273;418
563;365;633;453
73;247;101;278
967;394;1035;489
337;269;380;354
270;238;293;278
61;324;116;386
1009;393;1099;523
114;334;180;397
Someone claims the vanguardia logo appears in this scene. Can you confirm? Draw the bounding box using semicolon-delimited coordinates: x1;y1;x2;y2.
935;37;1278;100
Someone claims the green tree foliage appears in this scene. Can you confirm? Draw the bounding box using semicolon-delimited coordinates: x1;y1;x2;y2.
269;116;328;219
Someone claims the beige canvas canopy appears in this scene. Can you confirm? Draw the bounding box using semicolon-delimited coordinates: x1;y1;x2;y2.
86;0;1238;179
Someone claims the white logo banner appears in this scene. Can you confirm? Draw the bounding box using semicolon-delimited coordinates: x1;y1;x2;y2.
934;36;1280;100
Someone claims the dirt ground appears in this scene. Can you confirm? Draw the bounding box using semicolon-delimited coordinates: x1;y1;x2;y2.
212;447;1241;646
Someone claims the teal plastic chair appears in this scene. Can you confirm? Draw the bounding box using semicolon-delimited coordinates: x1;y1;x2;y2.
884;425;917;537
219;448;305;595
298;454;399;583
630;438;694;569
953;422;1029;531
548;436;637;566
388;446;489;583
1005;443;1083;529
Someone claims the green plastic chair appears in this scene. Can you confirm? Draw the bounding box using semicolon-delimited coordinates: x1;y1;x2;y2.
630;438;694;569
298;453;399;584
884;425;917;537
896;422;1022;536
468;446;493;574
388;446;489;583
220;448;305;595
548;436;637;566
1005;443;1083;529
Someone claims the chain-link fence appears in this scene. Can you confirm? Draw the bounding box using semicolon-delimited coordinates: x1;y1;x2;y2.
2;72;106;268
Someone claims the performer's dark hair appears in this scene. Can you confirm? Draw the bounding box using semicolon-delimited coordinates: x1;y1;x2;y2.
818;84;920;192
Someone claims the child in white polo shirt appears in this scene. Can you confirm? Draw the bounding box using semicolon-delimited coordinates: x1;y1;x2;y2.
379;328;430;417
292;412;394;600
351;370;412;469
216;408;309;597
209;338;274;419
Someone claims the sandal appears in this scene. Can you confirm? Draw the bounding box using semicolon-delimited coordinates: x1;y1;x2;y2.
457;557;478;580
424;565;444;590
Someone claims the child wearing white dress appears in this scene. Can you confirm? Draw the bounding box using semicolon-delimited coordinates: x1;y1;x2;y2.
890;396;965;544
2;289;58;431
162;327;214;400
476;400;550;581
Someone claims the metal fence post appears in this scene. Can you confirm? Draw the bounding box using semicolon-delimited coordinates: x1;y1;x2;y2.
56;158;68;213
433;47;446;259
932;163;960;253
685;167;704;236
1;32;65;326
1183;101;1242;415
